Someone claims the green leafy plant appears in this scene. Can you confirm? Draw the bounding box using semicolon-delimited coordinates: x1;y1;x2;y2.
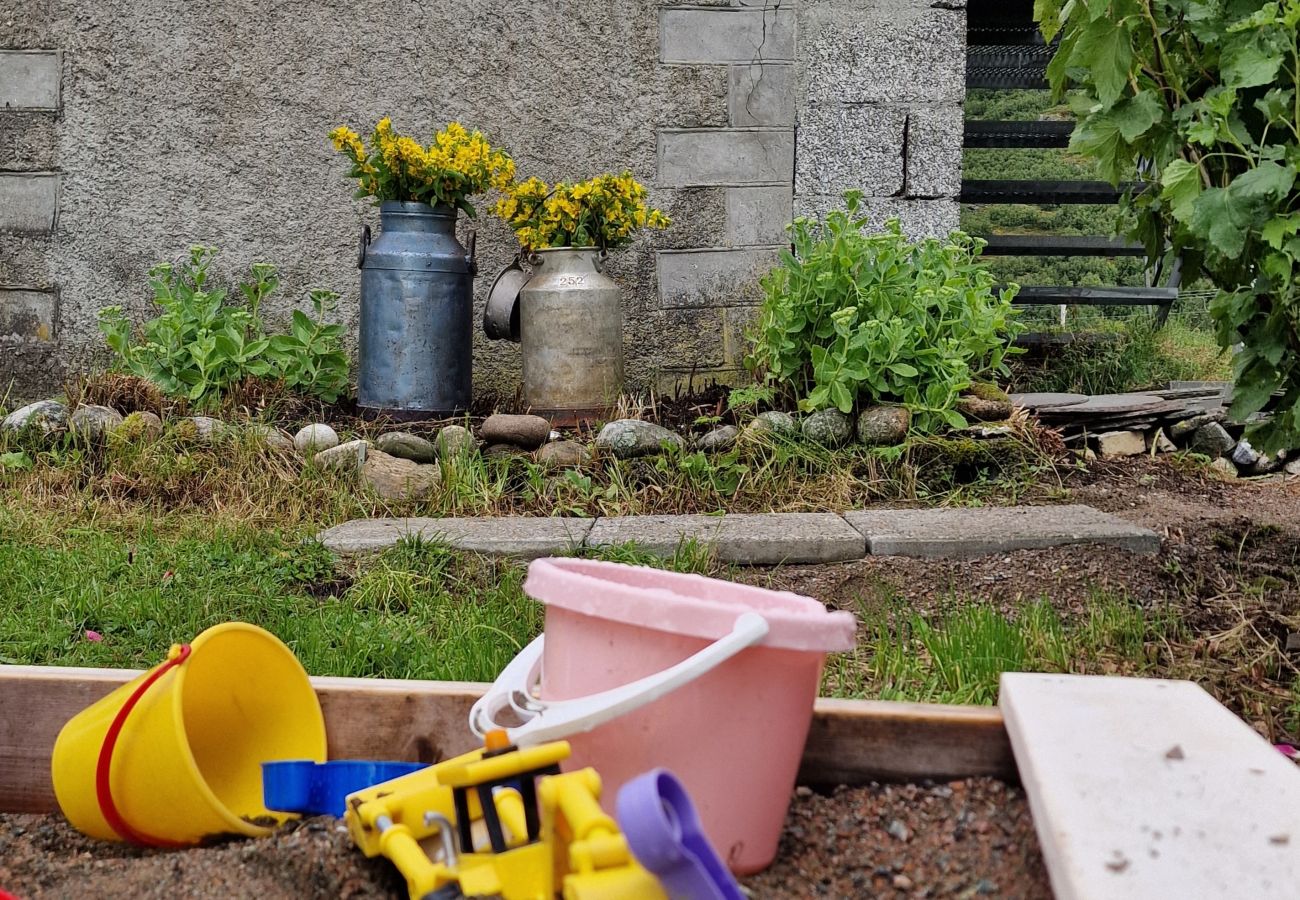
98;247;349;406
747;192;1022;431
1038;0;1300;450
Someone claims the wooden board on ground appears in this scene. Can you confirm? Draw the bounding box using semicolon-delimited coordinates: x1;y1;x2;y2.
0;665;1015;815
1000;673;1300;900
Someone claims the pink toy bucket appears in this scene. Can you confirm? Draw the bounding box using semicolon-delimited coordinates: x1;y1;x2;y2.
471;557;856;874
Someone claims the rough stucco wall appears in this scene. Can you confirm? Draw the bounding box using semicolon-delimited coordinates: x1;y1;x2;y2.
2;0;967;405
0;0;731;401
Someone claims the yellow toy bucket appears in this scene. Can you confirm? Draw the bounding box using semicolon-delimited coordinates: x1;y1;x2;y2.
51;622;326;846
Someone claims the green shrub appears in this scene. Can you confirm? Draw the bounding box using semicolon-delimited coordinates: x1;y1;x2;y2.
98;246;349;407
746;192;1023;432
1039;0;1300;450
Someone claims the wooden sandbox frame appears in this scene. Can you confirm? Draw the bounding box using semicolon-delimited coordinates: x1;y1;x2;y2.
0;665;1013;815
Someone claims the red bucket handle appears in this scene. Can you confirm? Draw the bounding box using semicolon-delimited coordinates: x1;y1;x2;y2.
94;643;192;848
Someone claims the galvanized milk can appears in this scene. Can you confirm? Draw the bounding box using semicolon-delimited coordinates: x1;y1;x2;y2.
357;202;475;418
518;249;624;423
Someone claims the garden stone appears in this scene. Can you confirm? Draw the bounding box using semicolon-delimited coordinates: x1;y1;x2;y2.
596;419;686;459
2;400;67;436
1286;458;1300;477
536;440;591;468
802;408;852;447
747;410;798;438
1095;430;1146;459
966;382;1011;403
362;449;439;500
955;396;1013;422
69;404;124;439
247;424;294;452
856;406;910;447
480;413;551;450
1188;422;1234;458
1230;439;1260;469
696;425;739;453
484;443;524;459
115;410;164;443
1147;429;1177;454
435;424;477;459
1170;412;1224;441
294;423;339;454
314;439;367;474
375;431;437;464
1210;457;1238;478
178;416;226;444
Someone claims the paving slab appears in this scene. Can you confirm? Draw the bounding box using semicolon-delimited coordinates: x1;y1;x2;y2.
318;517;593;558
843;505;1159;558
584;513;865;564
1000;673;1300;899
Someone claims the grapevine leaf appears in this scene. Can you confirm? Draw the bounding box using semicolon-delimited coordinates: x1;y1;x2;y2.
1114;90;1165;141
1189;187;1252;258
1074;20;1134;106
1230;161;1296;200
1220;33;1285;88
1160;159;1203;223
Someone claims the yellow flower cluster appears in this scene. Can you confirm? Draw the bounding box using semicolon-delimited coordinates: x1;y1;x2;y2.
495;172;671;252
328;119;514;212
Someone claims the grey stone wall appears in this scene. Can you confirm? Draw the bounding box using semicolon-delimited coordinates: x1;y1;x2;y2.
1;0;966;403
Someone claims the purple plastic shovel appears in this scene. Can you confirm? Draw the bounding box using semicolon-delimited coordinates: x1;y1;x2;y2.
616;768;745;900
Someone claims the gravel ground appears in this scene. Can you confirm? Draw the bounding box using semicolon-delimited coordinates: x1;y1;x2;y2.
0;779;1049;899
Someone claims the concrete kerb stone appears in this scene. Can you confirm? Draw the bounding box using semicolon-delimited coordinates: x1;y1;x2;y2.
584;513;866;565
844;505;1161;558
317;517;594;559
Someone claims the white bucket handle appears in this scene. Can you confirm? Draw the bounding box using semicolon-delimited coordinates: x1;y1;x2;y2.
469;612;770;747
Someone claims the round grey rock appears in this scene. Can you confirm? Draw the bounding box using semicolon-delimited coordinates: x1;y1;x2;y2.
435;424;478;460
1230;439;1260;468
247;424;294;452
314;438;368;474
955;396;1013;422
1188;421;1234;458
747;410;798;438
480;413;551;450
375;431;437;464
1210;457;1238;478
178;416;226;444
2;400;68;435
596;419;686;459
69;404;124;439
536;440;592;468
294;423;339;453
857;406;911;447
695;425;739;453
362;449;440;500
115;410;164;443
801;409;852;447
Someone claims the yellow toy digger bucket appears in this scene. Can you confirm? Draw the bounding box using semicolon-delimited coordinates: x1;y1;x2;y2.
51;622;326;845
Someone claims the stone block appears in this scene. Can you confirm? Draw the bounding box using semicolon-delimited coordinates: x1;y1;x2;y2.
905;105;964;199
723;305;760;366
318;517;594;558
729;63;796;127
0;51;61;110
660;7;796;64
585;513;866;564
844;505;1160;558
1094;430;1146;459
795;105;907;197
658;129;795;187
657;248;781;308
801;5;966;104
650;306;728;366
0;173;58;232
725;185;792;246
0;288;56;341
795;195;960;239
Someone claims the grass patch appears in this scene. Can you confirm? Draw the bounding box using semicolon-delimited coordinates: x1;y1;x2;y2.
822;592;1178;705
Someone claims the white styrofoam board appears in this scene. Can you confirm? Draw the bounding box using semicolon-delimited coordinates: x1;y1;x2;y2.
1000;673;1300;899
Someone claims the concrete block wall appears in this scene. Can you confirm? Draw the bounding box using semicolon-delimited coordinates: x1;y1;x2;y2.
1;1;966;403
1;50;62;392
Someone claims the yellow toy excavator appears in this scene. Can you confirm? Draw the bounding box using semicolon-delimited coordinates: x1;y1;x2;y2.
344;731;666;900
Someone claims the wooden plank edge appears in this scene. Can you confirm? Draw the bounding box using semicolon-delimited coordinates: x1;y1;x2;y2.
0;666;1014;815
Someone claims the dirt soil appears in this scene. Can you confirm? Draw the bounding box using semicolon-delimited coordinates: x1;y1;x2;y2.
0;779;1048;900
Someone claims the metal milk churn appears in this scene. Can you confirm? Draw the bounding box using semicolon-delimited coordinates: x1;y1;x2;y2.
518;249;624;423
357;201;476;419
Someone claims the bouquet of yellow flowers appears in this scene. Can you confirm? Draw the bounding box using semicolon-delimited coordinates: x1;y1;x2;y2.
495;172;670;252
329;119;514;215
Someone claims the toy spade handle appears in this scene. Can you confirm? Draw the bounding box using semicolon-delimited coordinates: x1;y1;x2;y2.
468;613;769;747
